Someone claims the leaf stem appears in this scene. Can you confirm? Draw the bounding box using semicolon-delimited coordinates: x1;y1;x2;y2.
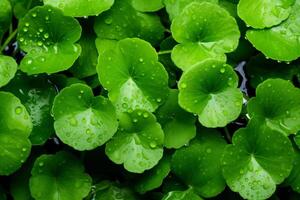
158;50;172;55
224;126;232;143
0;29;18;54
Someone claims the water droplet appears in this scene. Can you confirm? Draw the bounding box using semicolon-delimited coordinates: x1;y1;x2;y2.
181;83;187;89
15;106;23;114
45;16;49;20
37;41;43;46
86;129;91;134
25;22;30;27
38;28;44;32
69;118;77;126
133;118;138;123
43;33;49;39
150;142;157;148
19;37;24;42
143;112;149;118
32;13;37;17
139;58;144;62
206;148;212;153
22;148;27;152
220;68;226;73
156;98;162;103
39;162;44;167
23;27;28;32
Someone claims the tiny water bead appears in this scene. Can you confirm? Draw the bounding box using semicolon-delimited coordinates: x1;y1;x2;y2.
220;68;226;73
15;106;23;114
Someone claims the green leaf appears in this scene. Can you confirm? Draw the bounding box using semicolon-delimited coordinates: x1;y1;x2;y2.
178;59;243;128
171;129;227;197
0;92;32;175
131;0;163;12
246;0;300;61
105;110;164;173
156;89;196;149
162;188;203;200
0;55;17;88
171;2;240;70
9;0;43;19
94;0;164;45
0;0;12;36
221;121;294;200
43;0;114;17
238;0;295;29
69;21;98;79
4;72;57;145
247;79;300;135
29;151;92;200
91;181;137;200
52;83;118;151
245;54;300;88
135;155;171;194
18;5;82;75
164;0;218;21
286;149;300;193
97;38;169;115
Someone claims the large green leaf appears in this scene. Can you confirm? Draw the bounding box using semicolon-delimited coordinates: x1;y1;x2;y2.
131;0;163;12
178;59;243;128
0;55;17;88
0;0;12;36
94;0;164;45
221;122;294;200
18;5;82;75
29;151;92;200
248;79;300;135
164;0;218;20
171;129;227;198
0;92;32;175
171;2;240;70
4;72;57;145
238;0;295;28
52;83;118;151
246;0;300;61
43;0;114;17
156;89;196;149
105;110;164;173
97;38;169;115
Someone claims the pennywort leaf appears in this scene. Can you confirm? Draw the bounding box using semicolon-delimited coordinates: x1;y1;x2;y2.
97;38;169;115
171;2;240;70
0;0;12;37
178;59;243;128
52;83;118;151
0;55;17;88
18;5;82;75
105;110;164;173
29;151;92;200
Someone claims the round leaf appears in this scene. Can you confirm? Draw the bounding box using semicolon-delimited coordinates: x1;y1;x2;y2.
29;151;92;200
246;0;300;61
52;83;118;151
156;89;196;149
43;0;114;17
4;72;57;145
0;0;12;36
171;2;240;70
97;38;169;114
162;189;203;200
247;79;300;135
94;0;164;45
0;55;17;88
105;110;164;173
178;59;243;128
131;0;163;12
164;0;218;20
0;92;32;175
221;122;294;200
171;129;227;197
18;5;82;75
238;0;295;28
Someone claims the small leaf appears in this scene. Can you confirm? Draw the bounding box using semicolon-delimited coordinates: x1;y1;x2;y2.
178;59;243;128
94;0;164;45
221;121;294;200
105;110;164;173
0;55;17;88
10;0;43;19
164;0;218;20
238;0;295;28
0;0;12;36
171;129;227;198
97;38;169;115
171;2;239;70
162;188;203;200
18;5;82;75
4;72;57;145
156;89;196;149
0;92;32;175
29;151;92;200
52;83;118;151
246;0;300;61
43;0;114;17
131;0;163;12
247;79;300;135
135;155;171;194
